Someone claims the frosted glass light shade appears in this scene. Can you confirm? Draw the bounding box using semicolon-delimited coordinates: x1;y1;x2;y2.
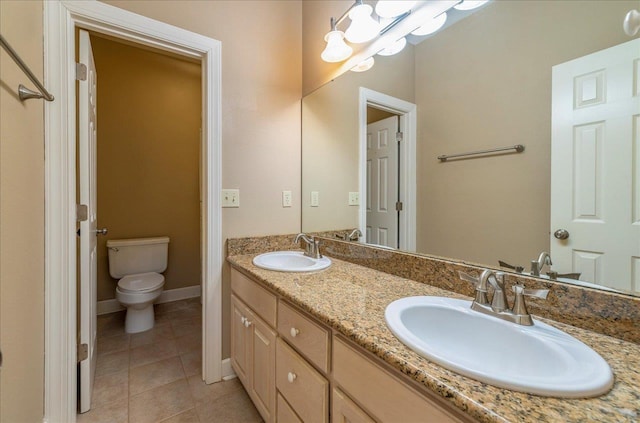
350;57;375;72
375;1;416;18
454;0;489;11
345;4;380;43
411;12;447;36
321;30;353;62
378;37;407;56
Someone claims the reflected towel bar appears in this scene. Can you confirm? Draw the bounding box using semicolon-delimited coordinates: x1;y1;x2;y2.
0;34;55;102
437;144;524;162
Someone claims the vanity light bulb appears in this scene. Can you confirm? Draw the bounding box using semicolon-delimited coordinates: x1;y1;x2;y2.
350;57;375;72
321;30;353;63
454;0;489;11
411;12;447;36
375;1;417;18
345;3;381;44
378;37;407;56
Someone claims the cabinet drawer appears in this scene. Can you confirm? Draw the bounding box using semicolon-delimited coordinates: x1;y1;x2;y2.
333;337;466;423
276;338;328;423
277;393;302;423
231;269;277;326
277;301;330;373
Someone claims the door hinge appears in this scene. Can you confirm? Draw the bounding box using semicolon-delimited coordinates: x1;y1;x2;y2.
76;204;88;222
396;131;403;142
76;63;87;81
396;201;403;211
77;343;88;362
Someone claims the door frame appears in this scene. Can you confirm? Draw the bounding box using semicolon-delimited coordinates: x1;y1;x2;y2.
43;1;222;421
359;88;416;251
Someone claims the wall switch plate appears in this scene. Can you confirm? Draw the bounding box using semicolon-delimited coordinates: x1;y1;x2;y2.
282;190;292;207
222;189;240;207
348;192;359;206
310;191;319;207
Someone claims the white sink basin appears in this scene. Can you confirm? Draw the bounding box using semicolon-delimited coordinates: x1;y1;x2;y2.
385;296;613;397
252;251;331;272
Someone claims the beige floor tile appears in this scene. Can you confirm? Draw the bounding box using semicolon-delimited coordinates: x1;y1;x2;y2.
171;317;201;339
159;408;199;423
195;387;261;423
180;351;202;377
77;398;128;423
187;375;243;406
129;378;194;423
97;333;130;356
175;332;201;355
130;356;186;395
130;321;175;349
95;350;129;377
92;369;129;408
130;338;178;368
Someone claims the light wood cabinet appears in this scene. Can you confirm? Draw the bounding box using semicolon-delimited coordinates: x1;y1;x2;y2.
332;388;375;423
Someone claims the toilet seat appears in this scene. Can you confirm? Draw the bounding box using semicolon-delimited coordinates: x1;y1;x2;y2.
118;272;164;293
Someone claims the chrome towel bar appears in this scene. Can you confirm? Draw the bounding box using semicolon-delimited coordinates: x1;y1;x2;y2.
1;34;55;102
437;144;524;162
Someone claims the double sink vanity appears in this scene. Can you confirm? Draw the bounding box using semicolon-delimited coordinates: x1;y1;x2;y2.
227;235;640;423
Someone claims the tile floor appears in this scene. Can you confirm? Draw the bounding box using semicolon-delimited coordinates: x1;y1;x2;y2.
78;297;262;423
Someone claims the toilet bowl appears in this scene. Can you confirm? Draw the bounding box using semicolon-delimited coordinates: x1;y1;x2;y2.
107;236;170;334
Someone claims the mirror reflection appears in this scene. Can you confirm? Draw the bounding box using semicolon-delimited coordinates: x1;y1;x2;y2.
302;0;640;295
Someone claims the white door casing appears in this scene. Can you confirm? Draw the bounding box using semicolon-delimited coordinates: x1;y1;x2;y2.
551;38;640;293
367;115;399;248
44;2;222;421
78;29;98;414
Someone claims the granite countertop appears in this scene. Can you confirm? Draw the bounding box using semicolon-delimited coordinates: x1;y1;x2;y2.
227;253;640;423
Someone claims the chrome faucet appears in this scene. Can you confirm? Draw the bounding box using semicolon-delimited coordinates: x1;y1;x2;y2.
294;233;322;259
530;252;552;276
459;269;549;326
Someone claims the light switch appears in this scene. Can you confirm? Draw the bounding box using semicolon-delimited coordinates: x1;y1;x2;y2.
222;189;240;208
310;191;319;207
282;191;292;207
348;192;359;206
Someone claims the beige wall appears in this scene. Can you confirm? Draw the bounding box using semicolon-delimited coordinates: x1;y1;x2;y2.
90;35;202;301
0;1;45;421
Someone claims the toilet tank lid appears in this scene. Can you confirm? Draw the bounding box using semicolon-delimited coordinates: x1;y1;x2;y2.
107;236;170;248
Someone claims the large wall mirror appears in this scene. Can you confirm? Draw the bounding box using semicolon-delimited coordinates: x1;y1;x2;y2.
302;0;640;296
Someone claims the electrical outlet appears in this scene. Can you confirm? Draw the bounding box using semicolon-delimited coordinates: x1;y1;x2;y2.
348;192;359;206
282;190;292;207
310;191;319;207
222;189;240;207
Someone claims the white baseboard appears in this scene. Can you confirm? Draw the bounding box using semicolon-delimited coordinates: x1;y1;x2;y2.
97;285;202;315
221;358;237;380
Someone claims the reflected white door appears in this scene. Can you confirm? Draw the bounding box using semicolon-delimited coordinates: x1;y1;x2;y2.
551;38;640;293
79;29;98;413
366;116;399;248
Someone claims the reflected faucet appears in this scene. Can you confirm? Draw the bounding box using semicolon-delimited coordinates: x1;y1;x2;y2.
531;252;552;276
335;229;362;242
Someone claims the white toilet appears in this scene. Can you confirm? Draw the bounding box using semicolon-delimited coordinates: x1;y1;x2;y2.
107;236;170;333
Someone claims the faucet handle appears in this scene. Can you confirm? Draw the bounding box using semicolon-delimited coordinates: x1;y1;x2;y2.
512;285;549;323
458;271;489;305
458;271;480;287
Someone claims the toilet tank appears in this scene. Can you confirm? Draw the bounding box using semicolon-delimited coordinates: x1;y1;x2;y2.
107;237;170;279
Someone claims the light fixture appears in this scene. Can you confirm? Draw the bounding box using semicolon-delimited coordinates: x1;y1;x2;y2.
411;12;447;36
378;37;407;56
345;1;380;44
321;18;353;63
454;0;489;11
375;1;416;19
350;57;375;72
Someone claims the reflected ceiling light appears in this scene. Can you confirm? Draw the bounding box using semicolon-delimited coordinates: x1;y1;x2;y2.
345;1;380;43
350;57;375;72
378;37;407;56
454;0;489;11
321;19;353;63
375;1;417;19
411;12;447;36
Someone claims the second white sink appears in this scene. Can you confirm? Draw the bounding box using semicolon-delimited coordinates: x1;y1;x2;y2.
385;296;613;398
253;251;331;272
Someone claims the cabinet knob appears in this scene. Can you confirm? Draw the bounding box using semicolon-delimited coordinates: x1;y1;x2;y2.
240;316;246;324
290;327;299;337
244;319;252;328
287;372;297;383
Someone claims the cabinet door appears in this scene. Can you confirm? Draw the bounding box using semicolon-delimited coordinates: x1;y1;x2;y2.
247;309;277;423
230;295;250;385
332;388;375;423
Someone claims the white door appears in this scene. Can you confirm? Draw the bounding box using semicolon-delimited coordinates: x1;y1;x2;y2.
79;29;99;413
551;38;640;293
366;116;399;248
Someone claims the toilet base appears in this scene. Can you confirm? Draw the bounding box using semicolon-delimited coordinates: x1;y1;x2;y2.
124;304;155;333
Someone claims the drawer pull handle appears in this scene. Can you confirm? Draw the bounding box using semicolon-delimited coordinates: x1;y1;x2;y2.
290;327;300;337
287;372;297;383
244;319;252;328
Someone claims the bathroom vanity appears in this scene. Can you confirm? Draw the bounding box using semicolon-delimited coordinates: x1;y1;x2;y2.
227;247;640;423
